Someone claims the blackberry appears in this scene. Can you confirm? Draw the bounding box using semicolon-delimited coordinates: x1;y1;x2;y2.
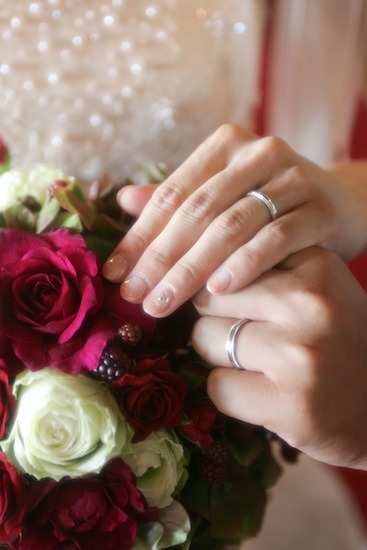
206;440;231;464
117;322;142;345
199;441;231;485
199;459;228;485
93;340;132;381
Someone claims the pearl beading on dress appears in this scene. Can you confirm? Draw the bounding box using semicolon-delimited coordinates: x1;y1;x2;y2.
0;0;263;182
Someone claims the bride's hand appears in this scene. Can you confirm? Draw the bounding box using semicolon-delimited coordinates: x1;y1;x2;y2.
191;247;367;469
102;124;367;317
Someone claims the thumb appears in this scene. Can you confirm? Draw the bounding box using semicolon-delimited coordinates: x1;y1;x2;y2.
117;183;158;217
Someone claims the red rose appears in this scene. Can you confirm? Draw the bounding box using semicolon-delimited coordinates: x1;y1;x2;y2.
114;357;187;441
180;398;218;449
0;453;30;545
0;229;132;374
0;334;23;377
18;459;156;550
0;369;15;439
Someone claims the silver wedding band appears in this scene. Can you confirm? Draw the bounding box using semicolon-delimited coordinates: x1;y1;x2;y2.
226;318;249;370
245;190;278;221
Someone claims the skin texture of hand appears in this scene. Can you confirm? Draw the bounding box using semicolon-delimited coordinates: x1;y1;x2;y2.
191;247;367;470
102;124;367;318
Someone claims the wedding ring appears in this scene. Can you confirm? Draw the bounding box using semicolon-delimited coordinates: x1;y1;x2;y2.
226;319;249;370
245;190;278;221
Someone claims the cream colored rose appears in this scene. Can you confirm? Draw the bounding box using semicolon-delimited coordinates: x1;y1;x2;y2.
1;368;132;481
124;428;188;508
0;163;68;211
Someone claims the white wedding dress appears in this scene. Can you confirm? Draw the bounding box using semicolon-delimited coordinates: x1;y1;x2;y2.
1;1;367;548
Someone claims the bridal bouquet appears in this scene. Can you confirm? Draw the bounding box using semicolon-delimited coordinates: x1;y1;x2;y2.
0;140;287;550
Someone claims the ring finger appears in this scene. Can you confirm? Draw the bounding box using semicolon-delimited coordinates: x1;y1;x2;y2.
191;315;291;377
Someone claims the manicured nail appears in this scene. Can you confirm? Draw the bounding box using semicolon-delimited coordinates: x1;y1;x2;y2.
207;268;232;294
102;254;129;281
143;284;174;316
121;273;149;302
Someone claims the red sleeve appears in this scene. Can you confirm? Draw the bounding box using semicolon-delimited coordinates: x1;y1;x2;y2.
348;98;367;288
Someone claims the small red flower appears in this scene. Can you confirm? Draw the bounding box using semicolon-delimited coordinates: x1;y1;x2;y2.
0;453;30;546
0;369;15;439
180;398;218;449
114;357;187;441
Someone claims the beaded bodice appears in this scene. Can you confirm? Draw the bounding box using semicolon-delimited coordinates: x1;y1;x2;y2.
0;0;263;182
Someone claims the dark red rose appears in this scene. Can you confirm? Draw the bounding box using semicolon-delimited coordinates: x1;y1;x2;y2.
180;398;218;449
0;229;153;374
18;459;156;550
114;357;187;441
0;453;30;545
0;369;15;439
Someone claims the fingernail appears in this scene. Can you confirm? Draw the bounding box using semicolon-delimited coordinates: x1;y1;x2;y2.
207;268;232;294
121;273;149;302
143;284;175;316
102;254;129;280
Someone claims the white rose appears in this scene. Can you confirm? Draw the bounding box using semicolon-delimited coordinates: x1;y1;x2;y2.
0;163;68;211
124;429;188;508
1;368;132;481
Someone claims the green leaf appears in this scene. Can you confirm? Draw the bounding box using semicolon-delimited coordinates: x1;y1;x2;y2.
90;212;129;237
180;466;210;520
35;197;62;233
187;522;228;550
249;441;283;489
52;181;97;230
55;212;84;232
83;234;121;262
141;162;168;183
209;469;267;542
0;153;10;175
226;431;264;468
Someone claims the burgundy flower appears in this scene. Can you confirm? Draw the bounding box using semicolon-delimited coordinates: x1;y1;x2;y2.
0;453;30;545
0;334;23;377
0;369;15;439
180;398;218;449
114;357;187;441
18;459;156;550
0;229;153;374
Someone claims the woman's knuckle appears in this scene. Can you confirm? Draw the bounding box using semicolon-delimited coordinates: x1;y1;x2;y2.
146;245;174;269
241;245;263;274
180;189;213;222
259;135;289;160
176;257;205;284
151;184;184;214
266;219;291;252
212;208;246;239
215;123;245;143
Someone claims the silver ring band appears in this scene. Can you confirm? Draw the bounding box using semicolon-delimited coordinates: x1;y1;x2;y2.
226;319;249;370
245;190;278;221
